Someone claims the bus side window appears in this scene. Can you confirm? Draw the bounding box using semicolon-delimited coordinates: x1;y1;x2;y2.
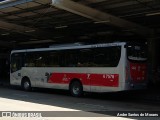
11;53;23;72
11;62;17;72
93;47;121;67
65;50;78;67
79;49;94;67
47;51;60;67
25;53;35;67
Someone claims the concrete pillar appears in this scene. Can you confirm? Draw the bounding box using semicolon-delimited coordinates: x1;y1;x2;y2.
147;31;157;86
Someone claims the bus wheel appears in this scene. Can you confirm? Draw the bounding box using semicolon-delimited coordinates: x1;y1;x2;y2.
22;79;31;91
70;81;83;97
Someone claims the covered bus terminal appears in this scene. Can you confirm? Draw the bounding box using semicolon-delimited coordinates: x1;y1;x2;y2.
0;0;160;102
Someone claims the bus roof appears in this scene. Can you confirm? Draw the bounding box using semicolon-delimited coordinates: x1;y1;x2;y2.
11;42;126;54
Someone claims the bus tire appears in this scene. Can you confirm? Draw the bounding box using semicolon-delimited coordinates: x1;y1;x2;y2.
70;80;83;97
21;78;31;91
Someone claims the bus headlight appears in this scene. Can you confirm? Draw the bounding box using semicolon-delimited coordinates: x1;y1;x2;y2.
130;84;134;88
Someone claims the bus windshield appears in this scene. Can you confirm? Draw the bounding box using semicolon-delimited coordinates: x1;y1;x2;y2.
127;44;147;61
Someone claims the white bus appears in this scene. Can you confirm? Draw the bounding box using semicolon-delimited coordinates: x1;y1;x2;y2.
10;42;147;97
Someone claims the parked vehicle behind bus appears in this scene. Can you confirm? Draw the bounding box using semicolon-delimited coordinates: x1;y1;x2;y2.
10;42;147;97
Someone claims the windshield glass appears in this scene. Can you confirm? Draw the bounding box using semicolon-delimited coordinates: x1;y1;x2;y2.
127;44;147;61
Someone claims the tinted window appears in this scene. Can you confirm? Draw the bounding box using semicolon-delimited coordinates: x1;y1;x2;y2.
23;46;121;67
127;45;147;61
11;53;23;72
77;46;121;67
94;47;121;67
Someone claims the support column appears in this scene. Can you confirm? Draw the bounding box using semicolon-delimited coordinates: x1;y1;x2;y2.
147;30;157;86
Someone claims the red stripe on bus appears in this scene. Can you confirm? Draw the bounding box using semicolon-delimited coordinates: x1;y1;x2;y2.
48;73;119;87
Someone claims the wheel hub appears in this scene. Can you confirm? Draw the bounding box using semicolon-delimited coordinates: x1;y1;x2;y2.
73;86;80;95
24;82;30;90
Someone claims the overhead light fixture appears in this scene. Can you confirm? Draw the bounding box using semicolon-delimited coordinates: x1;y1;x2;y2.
146;12;160;16
1;33;10;36
97;31;113;35
94;20;110;24
0;0;11;4
54;36;64;39
25;29;35;33
55;25;68;29
79;36;89;39
30;38;38;41
122;29;136;32
19;40;54;45
10;41;16;43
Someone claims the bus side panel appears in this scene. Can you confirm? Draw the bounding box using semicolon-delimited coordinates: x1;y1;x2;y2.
21;67;122;92
47;72;119;92
10;70;22;86
110;45;126;92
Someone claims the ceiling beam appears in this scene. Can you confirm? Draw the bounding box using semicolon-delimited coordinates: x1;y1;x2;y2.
0;0;33;9
52;0;151;36
0;20;53;39
0;20;34;33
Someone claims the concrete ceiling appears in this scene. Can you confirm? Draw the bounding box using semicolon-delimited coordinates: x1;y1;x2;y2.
0;0;160;51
